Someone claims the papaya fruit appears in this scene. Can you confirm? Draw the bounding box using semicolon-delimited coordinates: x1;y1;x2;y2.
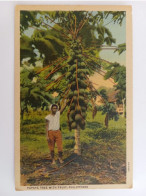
81;106;86;112
73;90;78;96
81;62;86;66
75;114;82;121
70;103;75;110
73;96;77;103
68;91;74;98
70;110;75;118
75;105;81;113
71;122;77;129
79;96;84;101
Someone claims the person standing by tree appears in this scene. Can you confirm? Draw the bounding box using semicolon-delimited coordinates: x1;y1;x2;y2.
45;104;65;165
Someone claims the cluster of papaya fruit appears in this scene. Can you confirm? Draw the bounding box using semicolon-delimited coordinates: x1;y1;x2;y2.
66;39;89;130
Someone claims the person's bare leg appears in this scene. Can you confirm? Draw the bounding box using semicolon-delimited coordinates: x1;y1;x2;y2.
48;131;56;165
58;151;64;163
50;151;56;164
56;131;64;163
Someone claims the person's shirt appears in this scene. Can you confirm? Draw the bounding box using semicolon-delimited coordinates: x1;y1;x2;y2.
45;111;60;131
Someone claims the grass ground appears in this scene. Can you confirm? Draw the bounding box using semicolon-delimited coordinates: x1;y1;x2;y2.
20;109;126;186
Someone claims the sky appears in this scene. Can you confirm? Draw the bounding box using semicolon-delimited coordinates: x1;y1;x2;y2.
100;17;126;66
24;11;126;66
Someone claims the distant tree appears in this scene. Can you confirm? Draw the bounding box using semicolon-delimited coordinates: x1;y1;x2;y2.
104;62;126;117
97;89;119;128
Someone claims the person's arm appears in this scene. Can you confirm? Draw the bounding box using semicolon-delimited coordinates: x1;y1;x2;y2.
58;101;66;114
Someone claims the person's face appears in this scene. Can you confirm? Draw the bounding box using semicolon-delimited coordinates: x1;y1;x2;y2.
51;106;58;114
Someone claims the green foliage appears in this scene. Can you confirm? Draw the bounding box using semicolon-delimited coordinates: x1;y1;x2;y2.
104;11;126;26
20;29;68;66
96;25;116;46
20;11;38;34
20;35;36;63
20;66;53;119
63;139;75;149
85;126;125;140
114;43;126;54
104;62;126;104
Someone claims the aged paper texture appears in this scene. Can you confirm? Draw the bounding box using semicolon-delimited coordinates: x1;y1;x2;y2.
15;5;132;190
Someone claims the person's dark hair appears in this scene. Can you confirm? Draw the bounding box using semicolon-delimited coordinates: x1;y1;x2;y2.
51;104;58;110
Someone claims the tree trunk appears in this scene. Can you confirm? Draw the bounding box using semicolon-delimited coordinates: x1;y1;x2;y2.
74;126;81;155
105;113;109;128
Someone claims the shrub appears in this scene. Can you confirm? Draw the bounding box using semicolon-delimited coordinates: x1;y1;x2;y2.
63;139;75;149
